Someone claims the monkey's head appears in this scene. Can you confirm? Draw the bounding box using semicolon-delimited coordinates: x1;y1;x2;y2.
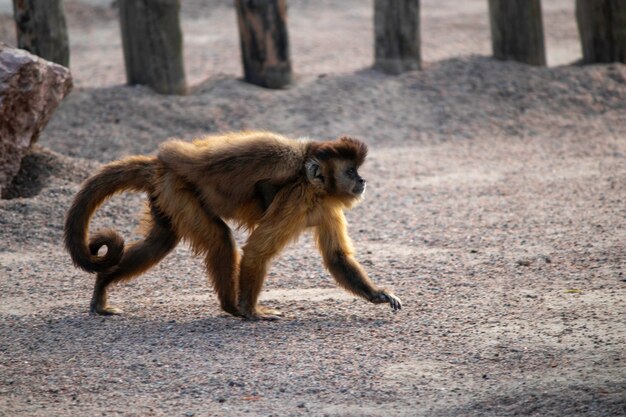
306;137;368;203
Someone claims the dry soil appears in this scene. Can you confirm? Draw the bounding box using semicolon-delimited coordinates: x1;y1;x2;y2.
0;1;624;416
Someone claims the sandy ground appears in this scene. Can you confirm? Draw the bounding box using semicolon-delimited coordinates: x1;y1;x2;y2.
1;0;625;416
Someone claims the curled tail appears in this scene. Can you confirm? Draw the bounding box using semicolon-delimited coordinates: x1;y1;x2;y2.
64;156;158;273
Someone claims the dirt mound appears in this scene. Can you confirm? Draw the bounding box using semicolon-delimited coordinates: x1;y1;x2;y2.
1;145;94;199
39;57;626;163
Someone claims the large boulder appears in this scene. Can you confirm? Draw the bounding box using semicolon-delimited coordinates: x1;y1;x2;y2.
0;43;73;197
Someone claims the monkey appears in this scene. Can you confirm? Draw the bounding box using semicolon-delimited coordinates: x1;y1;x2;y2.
64;131;402;320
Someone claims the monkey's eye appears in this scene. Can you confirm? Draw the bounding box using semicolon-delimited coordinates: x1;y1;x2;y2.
346;168;356;177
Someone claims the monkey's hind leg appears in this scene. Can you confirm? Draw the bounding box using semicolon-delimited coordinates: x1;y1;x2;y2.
162;186;242;317
201;217;241;317
90;217;179;315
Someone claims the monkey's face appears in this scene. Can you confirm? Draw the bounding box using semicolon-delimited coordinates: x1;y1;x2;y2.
326;159;366;205
306;158;366;200
307;136;369;202
332;159;367;199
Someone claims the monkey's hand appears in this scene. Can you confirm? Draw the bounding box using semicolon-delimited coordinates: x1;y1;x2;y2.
370;289;402;311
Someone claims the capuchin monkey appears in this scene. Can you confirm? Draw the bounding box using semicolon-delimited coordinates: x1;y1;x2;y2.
64;131;402;320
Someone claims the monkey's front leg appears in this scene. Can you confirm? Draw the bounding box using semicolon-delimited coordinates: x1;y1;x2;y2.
316;209;402;312
237;253;282;321
369;288;403;311
237;202;306;321
325;251;402;311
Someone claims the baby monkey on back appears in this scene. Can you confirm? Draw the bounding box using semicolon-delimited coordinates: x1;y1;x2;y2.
64;131;402;320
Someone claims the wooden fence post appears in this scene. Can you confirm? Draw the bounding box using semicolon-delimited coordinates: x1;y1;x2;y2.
235;0;292;89
12;0;70;67
488;0;546;66
119;0;187;95
576;0;626;63
374;0;421;74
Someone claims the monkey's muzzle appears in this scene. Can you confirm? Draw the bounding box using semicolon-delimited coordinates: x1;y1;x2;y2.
353;179;366;195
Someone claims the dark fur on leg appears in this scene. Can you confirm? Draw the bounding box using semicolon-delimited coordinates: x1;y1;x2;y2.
90;199;179;315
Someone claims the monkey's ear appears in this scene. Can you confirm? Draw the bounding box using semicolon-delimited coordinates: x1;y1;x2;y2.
305;160;324;185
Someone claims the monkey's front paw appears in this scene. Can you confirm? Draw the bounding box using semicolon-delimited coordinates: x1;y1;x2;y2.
243;312;282;321
257;305;284;317
90;305;124;316
239;305;283;321
371;290;402;311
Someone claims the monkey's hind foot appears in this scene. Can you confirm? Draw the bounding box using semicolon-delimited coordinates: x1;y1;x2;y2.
89;304;124;316
220;303;242;318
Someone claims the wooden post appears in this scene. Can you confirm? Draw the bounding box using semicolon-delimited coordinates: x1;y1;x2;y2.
488;0;546;66
12;0;69;67
235;0;292;89
576;0;626;64
118;0;187;95
374;0;421;74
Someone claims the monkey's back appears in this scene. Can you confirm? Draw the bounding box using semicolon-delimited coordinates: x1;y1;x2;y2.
157;131;311;222
160;132;307;181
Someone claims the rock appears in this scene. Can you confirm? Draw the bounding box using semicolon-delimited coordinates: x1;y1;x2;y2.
0;43;72;197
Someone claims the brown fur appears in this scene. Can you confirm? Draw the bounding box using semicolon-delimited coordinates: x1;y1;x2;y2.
64;131;402;320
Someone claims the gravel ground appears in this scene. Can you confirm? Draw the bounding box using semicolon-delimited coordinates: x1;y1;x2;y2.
1;1;625;416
